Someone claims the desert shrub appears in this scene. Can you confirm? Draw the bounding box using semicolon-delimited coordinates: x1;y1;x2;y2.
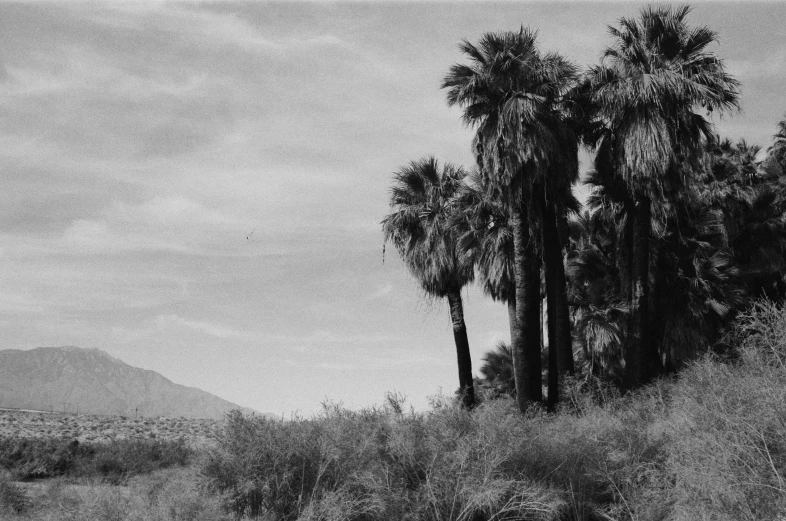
649;300;786;520
0;478;31;514
127;468;232;521
34;479;133;521
0;437;193;482
204;401;570;520
202;410;323;518
0;437;82;479
76;438;193;484
0;469;229;521
560;374;623;415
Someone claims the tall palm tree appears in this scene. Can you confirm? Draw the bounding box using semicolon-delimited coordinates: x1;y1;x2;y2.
382;157;476;408
443;28;578;410
584;5;740;388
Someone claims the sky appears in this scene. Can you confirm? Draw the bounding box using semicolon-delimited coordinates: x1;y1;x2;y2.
1;1;785;416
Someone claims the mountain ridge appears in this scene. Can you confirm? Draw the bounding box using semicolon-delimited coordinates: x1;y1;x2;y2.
0;346;259;420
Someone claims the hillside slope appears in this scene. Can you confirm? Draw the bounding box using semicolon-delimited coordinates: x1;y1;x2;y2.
0;346;257;420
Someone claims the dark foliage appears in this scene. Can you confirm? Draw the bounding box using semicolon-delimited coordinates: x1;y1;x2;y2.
0;437;192;484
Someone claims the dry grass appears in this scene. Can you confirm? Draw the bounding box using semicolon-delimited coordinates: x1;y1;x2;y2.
0;468;230;521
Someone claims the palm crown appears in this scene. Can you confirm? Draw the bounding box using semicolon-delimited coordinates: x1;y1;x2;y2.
443;28;578;211
586;5;739;196
382;157;474;297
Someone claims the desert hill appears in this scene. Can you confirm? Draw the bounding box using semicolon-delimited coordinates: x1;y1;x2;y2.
0;346;258;420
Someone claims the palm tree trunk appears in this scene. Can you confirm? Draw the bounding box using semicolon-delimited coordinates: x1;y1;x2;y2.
625;197;651;389
529;255;543;403
507;298;520;398
446;290;475;408
507;299;519;350
511;201;542;411
546;263;558;410
554;211;574;377
542;198;574;409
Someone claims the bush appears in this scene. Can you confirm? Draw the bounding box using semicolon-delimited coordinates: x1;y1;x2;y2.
204;401;569;520
76;438;193;484
0;469;230;521
0;437;193;482
652;300;786;520
0;479;31;514
127;468;232;521
0;437;81;480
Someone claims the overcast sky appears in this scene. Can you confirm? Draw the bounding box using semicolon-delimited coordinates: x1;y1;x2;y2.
1;1;784;416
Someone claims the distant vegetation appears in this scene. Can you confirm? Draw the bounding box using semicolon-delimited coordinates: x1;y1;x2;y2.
0;437;192;484
0;411;222;443
384;5;786;412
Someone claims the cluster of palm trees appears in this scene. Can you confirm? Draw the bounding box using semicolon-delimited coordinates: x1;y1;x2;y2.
382;5;786;411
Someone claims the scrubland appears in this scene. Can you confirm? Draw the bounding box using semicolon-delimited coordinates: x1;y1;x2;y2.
0;412;221;444
2;301;786;520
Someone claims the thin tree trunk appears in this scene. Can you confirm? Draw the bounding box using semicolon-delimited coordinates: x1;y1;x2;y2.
625;197;651;389
511;202;542;411
446;290;475;408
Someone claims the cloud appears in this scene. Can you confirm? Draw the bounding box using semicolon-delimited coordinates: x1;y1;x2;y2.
116;196;240;228
271;330;398;349
368;284;393;300
53;218;190;256
318;362;357;371
156;314;249;339
727;49;786;80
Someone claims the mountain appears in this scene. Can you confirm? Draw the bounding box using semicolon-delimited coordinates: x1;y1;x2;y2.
0;346;258;420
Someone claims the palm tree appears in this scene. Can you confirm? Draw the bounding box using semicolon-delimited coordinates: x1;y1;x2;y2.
452;172;519;361
766;115;786;172
477;342;516;398
651;180;746;369
703;136;786;303
584;5;740;388
567;208;628;382
443;28;578;410
382;157;476;408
